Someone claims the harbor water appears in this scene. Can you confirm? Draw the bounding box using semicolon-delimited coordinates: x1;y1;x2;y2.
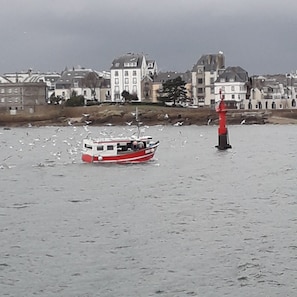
1;124;297;296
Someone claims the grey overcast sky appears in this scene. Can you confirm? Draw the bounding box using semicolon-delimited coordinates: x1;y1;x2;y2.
1;0;297;75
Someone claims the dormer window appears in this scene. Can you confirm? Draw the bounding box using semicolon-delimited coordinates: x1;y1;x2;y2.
124;62;137;67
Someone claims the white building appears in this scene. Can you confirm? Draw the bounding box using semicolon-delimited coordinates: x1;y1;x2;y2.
110;53;157;101
214;66;249;109
191;52;225;107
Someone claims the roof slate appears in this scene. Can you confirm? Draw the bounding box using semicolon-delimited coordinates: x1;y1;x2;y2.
110;53;144;69
218;66;249;82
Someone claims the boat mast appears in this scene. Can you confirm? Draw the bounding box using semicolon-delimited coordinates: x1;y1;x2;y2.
135;107;140;138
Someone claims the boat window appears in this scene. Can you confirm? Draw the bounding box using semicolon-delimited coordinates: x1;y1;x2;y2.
84;144;92;149
97;145;104;151
107;145;114;150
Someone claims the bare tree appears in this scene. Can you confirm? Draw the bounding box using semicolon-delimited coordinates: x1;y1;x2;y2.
82;72;101;101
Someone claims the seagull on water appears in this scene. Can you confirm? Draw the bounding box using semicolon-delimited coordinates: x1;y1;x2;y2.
174;121;183;127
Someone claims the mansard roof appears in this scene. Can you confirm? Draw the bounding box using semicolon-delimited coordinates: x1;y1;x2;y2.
55;68;93;88
218;66;249;82
110;53;145;70
192;53;225;72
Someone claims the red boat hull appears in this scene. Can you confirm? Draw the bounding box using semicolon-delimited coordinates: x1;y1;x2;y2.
82;146;158;164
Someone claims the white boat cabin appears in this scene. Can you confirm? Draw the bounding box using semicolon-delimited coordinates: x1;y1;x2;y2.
83;137;154;156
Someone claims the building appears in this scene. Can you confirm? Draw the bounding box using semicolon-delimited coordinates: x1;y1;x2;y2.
152;71;192;104
191;52;225;108
247;74;297;109
110;53;157;102
214;66;250;109
2;70;60;105
55;67;110;103
0;71;47;112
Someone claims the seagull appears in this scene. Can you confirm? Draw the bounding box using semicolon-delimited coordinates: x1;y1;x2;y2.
82;113;90;117
240;119;246;125
164;113;169;119
174;121;183;127
67;119;73;126
85;120;92;125
83;125;89;132
207;118;212;125
126;121;133;126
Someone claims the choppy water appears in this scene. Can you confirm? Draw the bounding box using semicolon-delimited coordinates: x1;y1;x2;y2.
1;124;297;297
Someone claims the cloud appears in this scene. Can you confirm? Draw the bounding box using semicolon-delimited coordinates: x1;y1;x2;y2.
0;0;297;74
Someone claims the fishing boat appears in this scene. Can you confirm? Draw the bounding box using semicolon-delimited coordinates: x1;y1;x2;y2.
82;135;159;164
81;108;159;164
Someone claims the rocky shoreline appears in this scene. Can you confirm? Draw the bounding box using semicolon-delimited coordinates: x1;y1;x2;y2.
1;105;297;127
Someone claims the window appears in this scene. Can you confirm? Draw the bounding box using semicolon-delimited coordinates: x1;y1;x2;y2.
107;145;114;150
125;85;129;91
14;88;19;94
84;90;87;96
133;85;137;93
97;145;103;151
231;86;235;91
115;86;119;93
198;78;203;84
198;88;203;94
133;71;137;76
133;78;137;84
1;98;5;103
8;88;12;94
115;71;119;76
124;71;128;76
115;78;119;84
125;78;129;84
0;88;4;94
210;78;214;84
232;94;235;99
15;97;19;103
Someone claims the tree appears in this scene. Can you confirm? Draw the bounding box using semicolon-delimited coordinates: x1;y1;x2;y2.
82;71;101;100
121;90;139;102
158;76;188;106
65;91;84;107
